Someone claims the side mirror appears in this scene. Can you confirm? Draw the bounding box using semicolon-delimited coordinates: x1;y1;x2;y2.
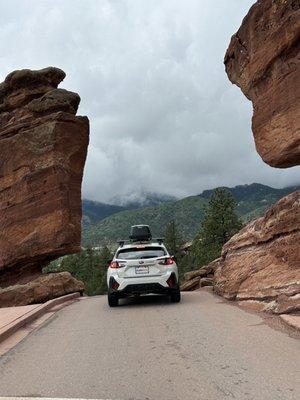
107;259;113;267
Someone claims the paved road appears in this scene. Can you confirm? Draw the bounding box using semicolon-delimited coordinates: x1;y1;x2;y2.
0;292;299;400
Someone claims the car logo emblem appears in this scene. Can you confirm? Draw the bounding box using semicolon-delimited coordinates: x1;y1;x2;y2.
139;261;144;264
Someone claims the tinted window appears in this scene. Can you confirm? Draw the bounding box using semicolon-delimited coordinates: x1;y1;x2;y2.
116;246;166;260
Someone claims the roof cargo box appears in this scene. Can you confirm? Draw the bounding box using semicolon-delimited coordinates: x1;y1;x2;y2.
130;225;152;242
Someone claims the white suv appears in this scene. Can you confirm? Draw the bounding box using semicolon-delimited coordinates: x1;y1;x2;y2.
107;227;180;307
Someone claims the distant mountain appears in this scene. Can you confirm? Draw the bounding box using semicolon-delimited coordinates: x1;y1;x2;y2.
82;200;126;226
199;183;300;221
82;183;299;247
199;183;299;202
82;193;177;226
83;195;207;246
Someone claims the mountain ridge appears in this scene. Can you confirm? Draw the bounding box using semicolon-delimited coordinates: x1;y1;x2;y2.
82;183;299;247
82;192;176;225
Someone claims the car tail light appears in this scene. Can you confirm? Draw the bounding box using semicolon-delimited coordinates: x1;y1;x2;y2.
158;257;175;266
109;261;121;269
166;257;174;265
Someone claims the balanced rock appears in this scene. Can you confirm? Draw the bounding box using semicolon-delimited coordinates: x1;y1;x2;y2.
0;67;89;288
224;0;300;168
214;192;300;314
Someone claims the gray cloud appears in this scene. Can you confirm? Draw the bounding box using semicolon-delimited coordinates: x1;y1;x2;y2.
1;0;299;202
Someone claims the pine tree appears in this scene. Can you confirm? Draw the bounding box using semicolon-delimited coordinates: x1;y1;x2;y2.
164;220;182;258
165;220;186;280
44;246;113;296
99;246;112;266
191;188;243;268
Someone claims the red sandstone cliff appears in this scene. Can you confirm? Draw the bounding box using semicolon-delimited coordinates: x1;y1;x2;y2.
224;0;300;168
160;2;300;316
214;192;300;314
182;192;299;314
0;67;89;288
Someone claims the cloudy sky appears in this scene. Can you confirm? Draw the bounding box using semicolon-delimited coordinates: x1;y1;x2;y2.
1;0;299;203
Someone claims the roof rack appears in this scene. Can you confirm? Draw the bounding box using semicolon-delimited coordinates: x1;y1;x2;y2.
117;240;129;247
153;237;164;244
117;237;164;247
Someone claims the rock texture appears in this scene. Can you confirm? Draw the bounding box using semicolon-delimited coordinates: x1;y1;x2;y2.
224;0;300;168
181;258;220;291
0;67;89;288
180;277;201;292
214;192;300;314
0;272;84;307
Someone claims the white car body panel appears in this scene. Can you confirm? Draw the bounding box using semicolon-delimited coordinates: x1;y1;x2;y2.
107;241;179;293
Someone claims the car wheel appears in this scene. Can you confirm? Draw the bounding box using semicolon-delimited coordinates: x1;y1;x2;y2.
170;289;181;303
108;292;119;307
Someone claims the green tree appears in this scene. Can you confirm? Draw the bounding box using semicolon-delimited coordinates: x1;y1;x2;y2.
190;188;243;269
96;246;113;294
43;246;113;296
164;220;182;258
164;220;186;280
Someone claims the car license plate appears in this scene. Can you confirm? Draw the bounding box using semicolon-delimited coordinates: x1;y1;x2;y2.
135;266;149;274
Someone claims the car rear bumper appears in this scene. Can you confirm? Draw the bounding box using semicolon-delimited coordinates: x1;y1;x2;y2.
109;273;179;297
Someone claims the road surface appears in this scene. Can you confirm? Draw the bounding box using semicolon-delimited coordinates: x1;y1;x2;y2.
0;291;299;400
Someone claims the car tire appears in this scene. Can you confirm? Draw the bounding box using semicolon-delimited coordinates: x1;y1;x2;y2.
108;293;119;307
170;289;181;303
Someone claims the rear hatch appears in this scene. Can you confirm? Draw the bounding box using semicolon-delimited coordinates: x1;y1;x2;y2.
116;245;167;278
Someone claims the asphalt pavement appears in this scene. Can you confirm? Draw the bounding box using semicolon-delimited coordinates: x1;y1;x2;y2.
0;291;299;400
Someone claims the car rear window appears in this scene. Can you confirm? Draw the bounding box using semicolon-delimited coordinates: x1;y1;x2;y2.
116;246;166;260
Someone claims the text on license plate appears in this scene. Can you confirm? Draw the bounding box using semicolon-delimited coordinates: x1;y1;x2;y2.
135;266;149;274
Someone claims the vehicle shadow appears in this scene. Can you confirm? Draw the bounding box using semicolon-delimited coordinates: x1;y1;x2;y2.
118;294;174;307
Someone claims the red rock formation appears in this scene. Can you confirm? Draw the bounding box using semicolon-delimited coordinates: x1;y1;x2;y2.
214;192;300;314
0;272;84;307
180;258;220;291
224;0;300;168
0;67;89;288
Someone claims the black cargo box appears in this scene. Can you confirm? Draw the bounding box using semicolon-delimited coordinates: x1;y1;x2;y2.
129;225;152;242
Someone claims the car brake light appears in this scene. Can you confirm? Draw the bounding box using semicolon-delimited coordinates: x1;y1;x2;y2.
109;261;120;269
159;257;174;266
166;257;174;265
